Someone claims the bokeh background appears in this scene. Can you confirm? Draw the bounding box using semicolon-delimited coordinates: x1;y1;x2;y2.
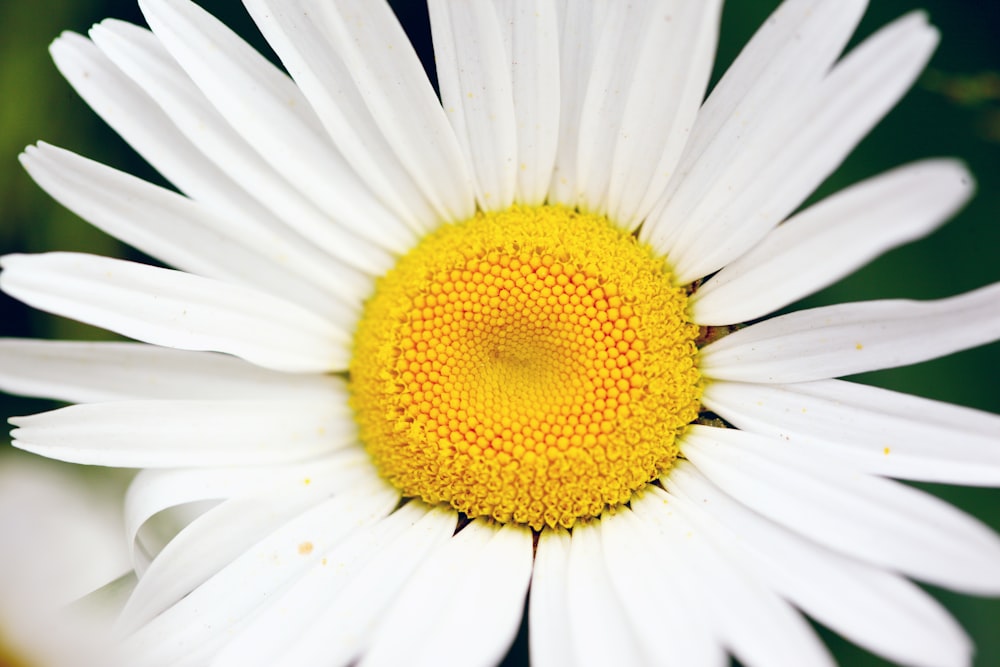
0;1;998;665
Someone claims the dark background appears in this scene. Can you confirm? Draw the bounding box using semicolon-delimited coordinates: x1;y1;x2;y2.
0;1;998;665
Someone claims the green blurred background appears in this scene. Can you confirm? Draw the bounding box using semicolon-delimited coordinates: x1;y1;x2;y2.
0;1;998;665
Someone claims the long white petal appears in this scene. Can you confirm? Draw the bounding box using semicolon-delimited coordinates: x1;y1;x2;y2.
137;0;412;259
584;0;722;227
220;503;456;667
631;488;835;667
681;425;1000;594
0;340;340;403
1;252;349;373
120;475;398;666
528;528;573;667
699;282;1000;383
564;520;644;666
703;379;1000;485
691;160;974;325
428;0;517;211
237;0;437;232
298;0;476;223
492;0;560;206
649;10;938;283
600;509;727;667
21;143;363;317
359;520;532;667
666;462;973;667
11;398;355;468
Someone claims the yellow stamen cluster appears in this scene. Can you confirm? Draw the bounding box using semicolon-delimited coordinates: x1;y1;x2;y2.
350;205;701;530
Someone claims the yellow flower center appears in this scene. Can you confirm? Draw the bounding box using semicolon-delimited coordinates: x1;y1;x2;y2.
349;205;701;530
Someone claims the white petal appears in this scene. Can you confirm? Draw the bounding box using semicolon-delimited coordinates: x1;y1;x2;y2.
681;425;1000;594
237;0;437;232
649;10;938;283
703;379;1000;485
0;340;340;403
581;0;722;227
547;1;608;206
565;520;644;666
285;0;476;223
631;487;835;667
1;252;349;373
428;0;517;211
11;398;354;468
120;475;398;666
528;528;573;667
599;509;726;667
666;462;973;667
699;282;1000;383
492;0;560;206
86;20;400;275
360;520;532;667
21;143;363;317
123;451;371;573
691;160;974;325
229;503;457;667
640;0;868;258
137;0;412;259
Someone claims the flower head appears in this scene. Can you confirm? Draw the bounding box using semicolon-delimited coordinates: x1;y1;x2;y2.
2;1;1000;666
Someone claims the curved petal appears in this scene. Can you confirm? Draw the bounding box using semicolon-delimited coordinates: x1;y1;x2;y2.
666;462;973;667
11;398;355;468
703;379;1000;485
0;340;340;403
528;528;573;667
699;282;1000;383
221;504;457;667
0;252;349;373
691;160;974;325
631;487;835;667
428;0;517;211
21;143;365;316
647;11;938;283
493;0;560;206
137;0;413;259
680;425;1000;594
359;520;532;667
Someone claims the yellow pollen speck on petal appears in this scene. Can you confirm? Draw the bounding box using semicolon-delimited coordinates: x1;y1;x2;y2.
884;447;891;456
298;541;314;555
349;205;702;530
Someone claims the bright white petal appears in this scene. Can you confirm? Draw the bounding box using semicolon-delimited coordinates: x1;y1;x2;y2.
297;0;476;223
564;520;644;666
429;0;517;211
600;509;726;667
681;425;1000;594
238;0;437;232
631;487;835;667
699;282;1000;383
137;0;412;260
703;379;1000;485
691;160;974;325
360;520;532;667
219;503;457;667
120;475;398;666
666;462;973;667
0;252;349;373
0;340;340;403
547;1;608;206
528;528;573;667
11;398;354;468
21;143;363;317
648;10;938;283
493;0;560;206
583;0;722;227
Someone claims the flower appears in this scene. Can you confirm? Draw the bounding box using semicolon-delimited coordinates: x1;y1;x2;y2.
2;0;1000;665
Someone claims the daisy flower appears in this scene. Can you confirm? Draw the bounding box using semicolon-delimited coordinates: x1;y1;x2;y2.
2;0;1000;665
